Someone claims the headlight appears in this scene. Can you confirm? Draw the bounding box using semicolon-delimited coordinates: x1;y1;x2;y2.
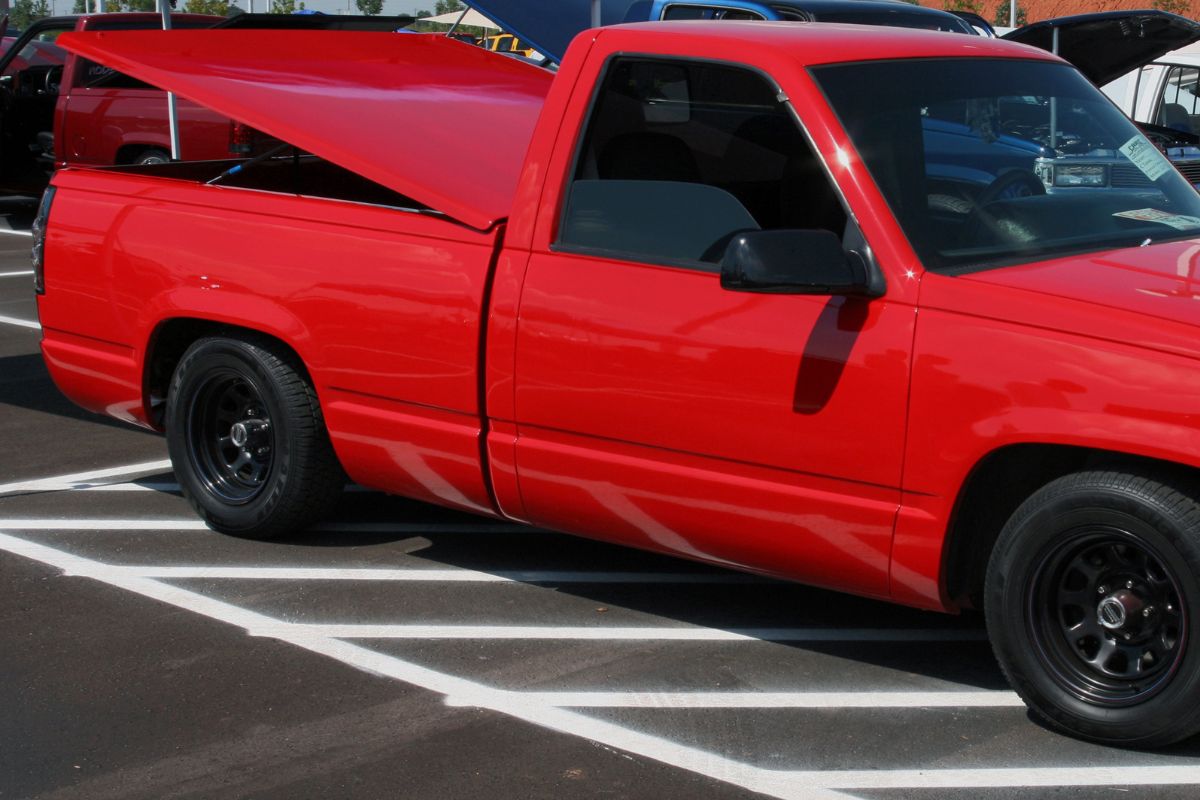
1053;164;1108;187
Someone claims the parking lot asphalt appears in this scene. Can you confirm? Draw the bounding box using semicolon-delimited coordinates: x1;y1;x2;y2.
3;210;1200;800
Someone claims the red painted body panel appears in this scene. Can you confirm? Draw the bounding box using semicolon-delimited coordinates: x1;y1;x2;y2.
56;30;553;230
891;263;1200;607
40;168;499;514
40;22;1200;616
57;90;231;166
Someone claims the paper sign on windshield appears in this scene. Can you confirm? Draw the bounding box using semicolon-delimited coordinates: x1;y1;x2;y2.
1114;208;1200;230
1120;136;1173;182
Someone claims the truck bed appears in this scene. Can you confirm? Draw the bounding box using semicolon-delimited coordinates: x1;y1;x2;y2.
40;164;502;514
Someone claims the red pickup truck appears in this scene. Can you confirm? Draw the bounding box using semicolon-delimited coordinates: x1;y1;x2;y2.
34;24;1200;747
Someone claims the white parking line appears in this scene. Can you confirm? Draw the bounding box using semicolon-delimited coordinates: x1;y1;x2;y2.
0;313;40;330
786;766;1200;791
2;529;1198;799
98;565;761;584
0;270;34;277
256;623;987;642
0;518;527;533
454;690;1025;709
0;229;33;237
0;459;173;495
80;482;373;493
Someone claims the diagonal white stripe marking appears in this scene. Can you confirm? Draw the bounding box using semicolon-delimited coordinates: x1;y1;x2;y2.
103;565;760;584
0;269;34;277
0;530;844;800
0;229;33;237
0;313;40;330
255;624;987;642
2;531;1199;796
485;690;1024;709
0;459;172;495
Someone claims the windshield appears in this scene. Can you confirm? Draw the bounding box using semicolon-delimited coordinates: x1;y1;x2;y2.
812;58;1200;271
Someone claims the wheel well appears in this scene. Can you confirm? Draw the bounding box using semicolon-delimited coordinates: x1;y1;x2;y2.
115;144;165;165
943;444;1200;610
144;319;308;428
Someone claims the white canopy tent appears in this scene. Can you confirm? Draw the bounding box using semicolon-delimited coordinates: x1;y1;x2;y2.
418;9;501;30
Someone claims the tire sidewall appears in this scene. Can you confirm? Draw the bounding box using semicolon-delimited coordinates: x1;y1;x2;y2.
166;339;295;535
988;483;1200;745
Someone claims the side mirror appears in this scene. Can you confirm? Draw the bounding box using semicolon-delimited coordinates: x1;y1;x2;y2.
719;229;881;296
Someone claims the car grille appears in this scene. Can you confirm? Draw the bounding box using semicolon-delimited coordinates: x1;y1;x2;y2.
1175;161;1200;185
1111;165;1154;188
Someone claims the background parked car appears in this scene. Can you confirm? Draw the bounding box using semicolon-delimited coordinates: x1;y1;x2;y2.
0;12;416;196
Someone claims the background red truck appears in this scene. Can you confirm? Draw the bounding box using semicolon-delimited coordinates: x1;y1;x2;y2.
0;12;413;193
33;23;1200;747
0;13;225;194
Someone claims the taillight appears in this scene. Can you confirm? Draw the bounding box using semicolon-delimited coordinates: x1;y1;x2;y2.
229;121;254;156
32;185;54;295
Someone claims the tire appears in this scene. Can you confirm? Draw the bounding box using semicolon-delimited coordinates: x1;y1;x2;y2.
165;335;344;539
133;149;170;166
986;471;1200;746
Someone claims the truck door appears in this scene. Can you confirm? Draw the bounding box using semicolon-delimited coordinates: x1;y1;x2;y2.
0;19;70;194
510;57;915;598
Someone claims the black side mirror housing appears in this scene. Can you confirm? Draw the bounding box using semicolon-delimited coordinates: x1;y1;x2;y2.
719;229;882;297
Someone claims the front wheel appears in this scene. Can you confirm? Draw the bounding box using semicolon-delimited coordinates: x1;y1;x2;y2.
986;471;1200;746
165;335;343;539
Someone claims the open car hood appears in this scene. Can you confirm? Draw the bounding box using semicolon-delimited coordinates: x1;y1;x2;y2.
466;0;645;63
1003;10;1200;87
56;30;553;230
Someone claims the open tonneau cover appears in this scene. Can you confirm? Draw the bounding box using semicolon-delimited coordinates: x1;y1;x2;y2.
1003;10;1200;88
55;30;553;230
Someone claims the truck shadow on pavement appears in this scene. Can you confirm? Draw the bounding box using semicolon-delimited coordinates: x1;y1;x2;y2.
0;353;160;435
256;491;1012;693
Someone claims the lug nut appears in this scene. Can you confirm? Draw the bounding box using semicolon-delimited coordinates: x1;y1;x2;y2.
1098;585;1108;594
1143;606;1155;617
1126;580;1135;589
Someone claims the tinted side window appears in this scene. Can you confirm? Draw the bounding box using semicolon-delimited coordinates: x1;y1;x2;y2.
73;59;153;90
1158;66;1200;135
661;5;766;21
558;57;846;270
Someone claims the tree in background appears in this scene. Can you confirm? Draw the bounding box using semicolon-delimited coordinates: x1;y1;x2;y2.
1153;0;1188;14
10;0;51;28
356;0;383;15
184;0;232;14
414;0;465;20
993;1;1026;26
269;0;306;12
942;0;983;15
412;0;489;35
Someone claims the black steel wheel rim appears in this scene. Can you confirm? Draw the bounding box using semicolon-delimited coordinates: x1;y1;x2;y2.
1028;527;1188;706
186;368;275;504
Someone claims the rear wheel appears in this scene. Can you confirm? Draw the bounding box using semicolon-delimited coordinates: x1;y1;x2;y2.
165;335;343;539
132;148;170;166
986;471;1200;746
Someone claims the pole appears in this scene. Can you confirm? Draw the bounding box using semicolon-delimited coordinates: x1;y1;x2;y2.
591;0;601;28
161;1;181;161
1009;0;1016;28
1049;26;1058;152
